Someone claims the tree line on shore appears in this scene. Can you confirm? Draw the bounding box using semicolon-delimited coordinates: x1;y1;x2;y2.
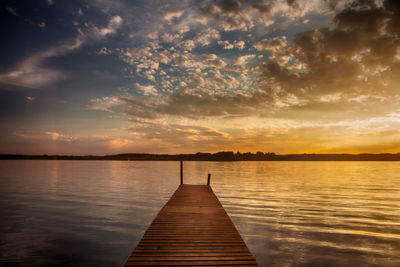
1;151;400;161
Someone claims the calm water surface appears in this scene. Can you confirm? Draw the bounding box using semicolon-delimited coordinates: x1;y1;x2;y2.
0;160;399;266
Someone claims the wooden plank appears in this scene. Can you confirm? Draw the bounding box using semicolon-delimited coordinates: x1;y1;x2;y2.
130;253;253;257
125;185;259;266
128;256;257;261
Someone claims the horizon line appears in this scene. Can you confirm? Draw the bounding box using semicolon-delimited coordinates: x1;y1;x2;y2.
1;151;400;157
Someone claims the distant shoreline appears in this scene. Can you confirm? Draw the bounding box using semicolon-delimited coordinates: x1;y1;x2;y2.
1;152;400;161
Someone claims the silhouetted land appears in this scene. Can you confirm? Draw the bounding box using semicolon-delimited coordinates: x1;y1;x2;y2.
1;151;400;161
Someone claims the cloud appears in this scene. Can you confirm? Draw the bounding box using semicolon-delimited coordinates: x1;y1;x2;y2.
135;83;159;96
7;7;20;17
254;36;293;66
0;15;123;88
234;54;256;65
38;21;47;29
205;54;227;68
106;1;399;126
128;122;231;152
217;40;234;49
117;87;273;121
198;0;314;31
194;28;221;46
199;0;265;31
0;35;84;88
25;96;35;102
217;39;245;49
258;0;400;108
88;96;123;112
198;0;354;32
0;49;69;88
118;107;400;153
13;130;76;143
97;47;113;55
179;39;196;51
179;25;190;34
121;95;163;120
95;15;123;36
163;10;184;21
3;0;399;155
156;90;262;118
161;33;182;43
146;30;159;39
5;115;400;154
108;137;133;150
4;130;135;154
112;0;399;126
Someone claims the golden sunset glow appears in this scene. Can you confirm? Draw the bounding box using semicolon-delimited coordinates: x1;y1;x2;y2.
1;0;399;154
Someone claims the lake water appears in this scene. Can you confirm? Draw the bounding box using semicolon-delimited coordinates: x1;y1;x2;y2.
0;160;399;266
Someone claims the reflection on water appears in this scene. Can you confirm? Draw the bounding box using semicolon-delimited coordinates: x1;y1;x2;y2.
0;161;400;266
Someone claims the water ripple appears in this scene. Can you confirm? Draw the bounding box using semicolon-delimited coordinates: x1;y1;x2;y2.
1;160;400;266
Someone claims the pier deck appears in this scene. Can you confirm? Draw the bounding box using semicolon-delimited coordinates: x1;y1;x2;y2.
125;184;259;266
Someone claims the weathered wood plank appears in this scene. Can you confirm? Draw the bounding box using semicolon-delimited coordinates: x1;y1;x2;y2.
125;185;259;266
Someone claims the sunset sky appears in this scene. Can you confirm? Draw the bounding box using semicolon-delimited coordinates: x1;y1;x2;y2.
1;0;399;155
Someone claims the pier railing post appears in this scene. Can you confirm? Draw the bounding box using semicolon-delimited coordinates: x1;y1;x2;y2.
180;160;183;185
207;173;211;186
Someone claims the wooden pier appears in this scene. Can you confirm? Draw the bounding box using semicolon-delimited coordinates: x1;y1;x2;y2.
125;163;259;266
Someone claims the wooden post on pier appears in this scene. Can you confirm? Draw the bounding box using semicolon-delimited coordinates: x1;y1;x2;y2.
207;173;211;186
180;160;183;185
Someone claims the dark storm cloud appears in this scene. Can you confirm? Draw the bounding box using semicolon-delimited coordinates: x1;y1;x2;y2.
206;0;266;14
200;0;274;30
156;90;273;118
199;0;343;30
260;0;400;101
121;96;162;120
121;89;274;121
